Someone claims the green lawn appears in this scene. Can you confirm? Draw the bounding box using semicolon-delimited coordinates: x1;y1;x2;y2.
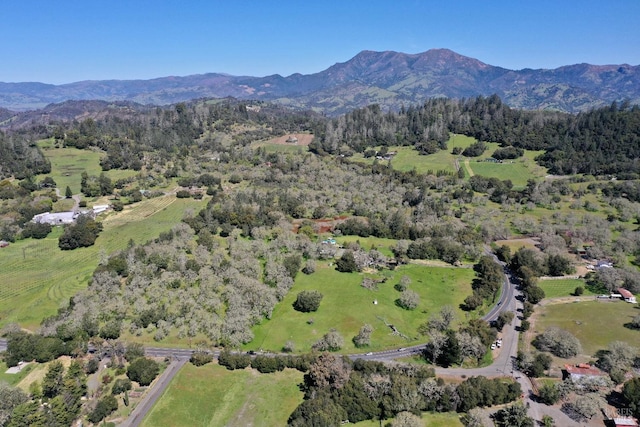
141;364;304;427
534;300;640;356
248;263;475;353
538;278;593;299
0;196;203;329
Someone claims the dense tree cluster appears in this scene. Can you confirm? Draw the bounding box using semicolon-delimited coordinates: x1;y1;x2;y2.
58;214;103;250
5;360;86;427
532;327;582;358
287;355;519;426
463;256;503;311
0;129;51;179
314;96;640;178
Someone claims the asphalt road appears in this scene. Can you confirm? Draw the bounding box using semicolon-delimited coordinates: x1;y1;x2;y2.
1;251;543;425
119;358;187;427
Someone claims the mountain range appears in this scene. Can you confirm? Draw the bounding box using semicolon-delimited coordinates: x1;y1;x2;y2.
1;49;639;115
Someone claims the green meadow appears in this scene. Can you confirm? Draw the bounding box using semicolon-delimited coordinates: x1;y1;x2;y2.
538;278;593;299
349;134;546;188
38;139;137;195
0;196;203;329
141;364;304;427
248;263;475;353
334;235;398;257
534;300;640;356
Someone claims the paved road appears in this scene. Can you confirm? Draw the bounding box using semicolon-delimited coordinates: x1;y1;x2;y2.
118;358;187;427
1;250;565;425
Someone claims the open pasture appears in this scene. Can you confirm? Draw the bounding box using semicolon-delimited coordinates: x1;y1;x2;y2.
251;133;312;153
538;278;594;299
334;235;398;257
141;363;304;427
533;300;640;356
249;263;475;353
350;134;546;186
0;196;203;329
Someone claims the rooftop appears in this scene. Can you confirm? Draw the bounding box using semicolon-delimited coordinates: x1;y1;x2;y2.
564;363;607;377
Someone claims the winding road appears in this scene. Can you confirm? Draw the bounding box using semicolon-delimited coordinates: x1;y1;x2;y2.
0;251;575;426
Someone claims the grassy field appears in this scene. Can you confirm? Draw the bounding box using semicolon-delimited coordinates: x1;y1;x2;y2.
38;139;138;195
141;364;304;427
349;134;546;187
0;196;203;329
533;300;640;356
538;278;594;298
248;263;475;353
334;235;398;257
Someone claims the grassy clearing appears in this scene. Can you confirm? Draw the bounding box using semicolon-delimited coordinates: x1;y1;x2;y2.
349;134;546;187
533;300;640;356
249;263;475;353
37;139;137;195
334;235;398;257
141;364;304;427
0;196;203;330
538;278;594;298
352;411;464;427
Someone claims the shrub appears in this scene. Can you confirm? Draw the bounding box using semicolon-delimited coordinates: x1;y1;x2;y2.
111;378;132;395
312;329;344;352
190;351;214;366
293;290;323;312
396;290;420;310
126;357;160;386
88;395;118;424
336;250;359;272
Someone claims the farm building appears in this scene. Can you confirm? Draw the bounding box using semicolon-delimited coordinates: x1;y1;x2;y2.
618;288;637;304
31;205;108;226
32;211;77;225
563;364;607;383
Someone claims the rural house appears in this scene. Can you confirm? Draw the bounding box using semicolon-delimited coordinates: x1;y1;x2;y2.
563;363;608;386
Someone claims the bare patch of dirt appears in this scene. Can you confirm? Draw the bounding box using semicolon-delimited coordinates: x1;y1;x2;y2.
494;238;541;251
291;215;349;234
267;133;314;146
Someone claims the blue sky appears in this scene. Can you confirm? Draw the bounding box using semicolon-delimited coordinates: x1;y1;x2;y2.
2;0;639;84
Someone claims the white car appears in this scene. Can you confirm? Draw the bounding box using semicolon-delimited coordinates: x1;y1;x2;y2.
491;343;497;350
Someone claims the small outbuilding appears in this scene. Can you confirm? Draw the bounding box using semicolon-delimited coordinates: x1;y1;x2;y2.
564;363;607;382
618;288;637;304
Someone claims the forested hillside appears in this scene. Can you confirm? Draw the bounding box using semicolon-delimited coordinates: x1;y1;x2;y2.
313;96;640;177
